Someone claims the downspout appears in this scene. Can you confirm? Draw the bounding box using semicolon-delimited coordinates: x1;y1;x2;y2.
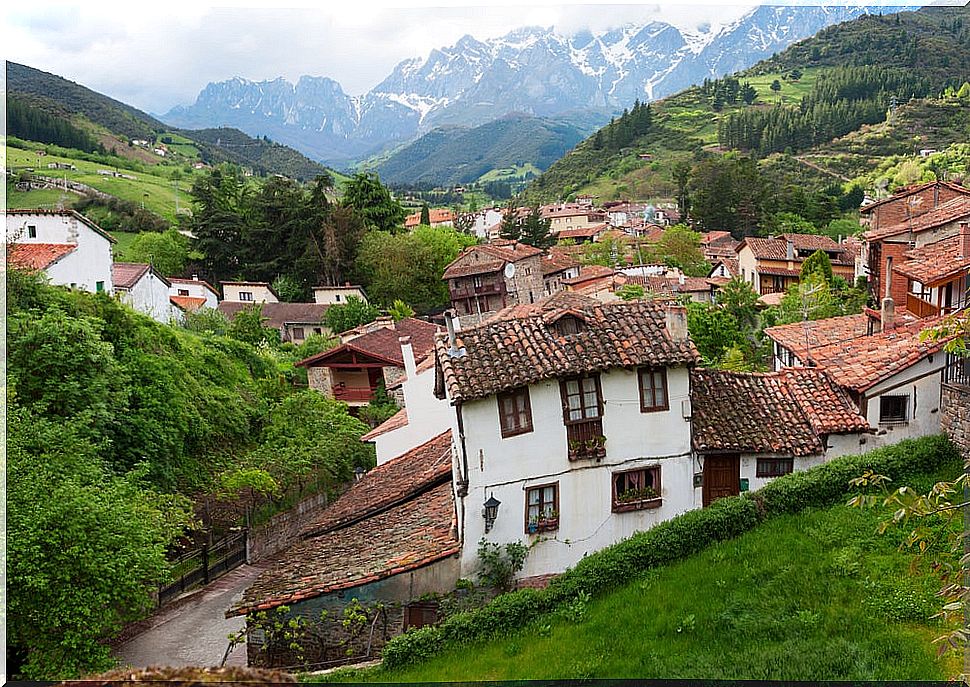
454;400;470;498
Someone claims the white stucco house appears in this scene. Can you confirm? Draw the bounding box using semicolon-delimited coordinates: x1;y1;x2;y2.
169;276;220;312
221;281;279;303
113;263;179;323
312;284;368;306
6;209;115;293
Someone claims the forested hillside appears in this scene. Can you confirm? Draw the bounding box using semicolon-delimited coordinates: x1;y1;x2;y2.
524;5;970;216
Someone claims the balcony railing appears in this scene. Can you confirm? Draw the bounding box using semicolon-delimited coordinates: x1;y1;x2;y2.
944;351;970;388
332;384;377;402
450;282;504;300
906;293;940;319
566;418;606;461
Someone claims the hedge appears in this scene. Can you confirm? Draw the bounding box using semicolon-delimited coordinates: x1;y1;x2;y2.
381;435;960;669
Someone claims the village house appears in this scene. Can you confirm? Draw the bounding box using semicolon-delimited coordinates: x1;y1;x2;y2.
217;301;330;344
5;209;115;294
442;241;544;326
737;233;855;296
554;222;610;244
468;207;504;240
169;276;220;312
405;208;455;229
562;265;620;299
691;367;870;495
112;263;177;323
766;313;957;448
434;295;700;578
540;203;608;234
228;431;459;668
312;284;368;305
622;274;717;304
221;281;279;303
296;317;439;406
892;223;970;318
540;249;581;296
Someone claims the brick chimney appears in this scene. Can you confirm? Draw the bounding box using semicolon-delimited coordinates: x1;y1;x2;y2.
960;221;970;260
665;304;688;342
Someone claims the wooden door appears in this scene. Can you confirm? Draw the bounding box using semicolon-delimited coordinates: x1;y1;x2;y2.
703;454;740;506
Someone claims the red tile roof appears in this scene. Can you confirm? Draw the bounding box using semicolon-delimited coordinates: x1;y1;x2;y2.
437;299;699;402
230;481;458;617
859;180;970;214
405;208;455;228
217;302;329;329
863;196;970;242
112;262;151;289
894;233;970;286
700;230;734;245
808;317;955;392
766;314;872;362
562;264;615;286
170;295;207;312
302;430;452;538
691;368;868;456
541;249;581;277
297;318;440;369
360;408;409;441
6;242;76;270
555;223;609;240
741;234;852;265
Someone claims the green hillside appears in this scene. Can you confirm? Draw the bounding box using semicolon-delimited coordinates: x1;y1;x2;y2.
372;115;589;188
324;457;958;682
524;5;970;206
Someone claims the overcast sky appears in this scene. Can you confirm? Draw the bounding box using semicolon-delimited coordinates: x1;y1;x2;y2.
2;1;926;116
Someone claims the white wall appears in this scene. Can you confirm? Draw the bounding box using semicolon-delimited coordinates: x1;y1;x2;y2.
862;355;943;448
170;279;219;308
454;365;695;579
118;270;178;323
374;363;452;465
313;287;367;305
7;212;113;293
223;283;278;303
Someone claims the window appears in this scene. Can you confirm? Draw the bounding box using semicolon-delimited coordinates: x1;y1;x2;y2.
498;387;533;438
239;291;254;302
612;466;661;512
178;288;190;296
638;367;668;412
291;327;305;340
27;225;37;238
561;374;604;460
525;483;558;533
96;281;105;293
756;457;794;478
313;327;323;335
554;315;583;336
473;275;484;289
335;294;341;302
403;601;439;630
879;394;909;423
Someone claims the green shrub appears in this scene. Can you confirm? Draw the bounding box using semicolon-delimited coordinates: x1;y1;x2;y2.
381;434;956;669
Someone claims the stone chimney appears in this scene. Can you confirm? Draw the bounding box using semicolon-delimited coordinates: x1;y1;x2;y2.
444;309;466;358
881;296;895;333
399;336;416;379
665;304;688;342
785;238;795;261
960;221;970;260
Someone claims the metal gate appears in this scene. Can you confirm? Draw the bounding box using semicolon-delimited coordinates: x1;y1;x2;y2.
158;529;248;607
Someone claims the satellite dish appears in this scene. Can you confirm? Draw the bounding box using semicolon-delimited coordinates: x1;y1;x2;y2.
504;262;517;279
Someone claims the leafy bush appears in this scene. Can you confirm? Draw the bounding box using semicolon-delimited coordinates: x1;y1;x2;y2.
381;435;956;668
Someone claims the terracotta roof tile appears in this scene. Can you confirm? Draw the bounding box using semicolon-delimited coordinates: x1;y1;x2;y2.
863;196;970;242
742;234;852;264
112;262;151;289
170;295;207;312
766;314;872;362
442;243;542;280
231;480;458;617
6;242;76;270
894;233;970;286
691;368;868;456
298;318;440;368
301;430;452;537
438;299;699;402
405;208;455;227
360;408;408;441
541;249;581;276
555;223;609;240
217;302;329;329
859;180;970;214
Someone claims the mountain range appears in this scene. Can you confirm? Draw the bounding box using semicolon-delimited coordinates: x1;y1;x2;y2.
162;5;909;170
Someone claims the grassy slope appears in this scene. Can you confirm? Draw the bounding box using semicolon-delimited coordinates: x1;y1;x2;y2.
324;465;958;682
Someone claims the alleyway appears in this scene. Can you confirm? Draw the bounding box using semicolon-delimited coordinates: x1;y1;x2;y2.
114;563;267;669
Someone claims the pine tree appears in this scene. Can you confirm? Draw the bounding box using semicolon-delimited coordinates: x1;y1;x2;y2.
499;200;522;241
519;206;554;249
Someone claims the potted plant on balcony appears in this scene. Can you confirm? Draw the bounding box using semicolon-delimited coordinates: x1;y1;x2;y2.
537;509;559;531
615;485;661;512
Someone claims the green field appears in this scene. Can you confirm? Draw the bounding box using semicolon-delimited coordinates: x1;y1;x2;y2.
322;465;957;682
477;163;543;183
7;144;200;224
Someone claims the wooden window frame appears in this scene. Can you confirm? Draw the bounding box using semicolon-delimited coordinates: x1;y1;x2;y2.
638;367;669;413
879;394;909;424
497;386;534;438
755;457;794;478
239;291;254;302
27;225;37;238
560;373;603;425
612;466;662;512
291;326;305;340
525;482;559;534
560;374;605;460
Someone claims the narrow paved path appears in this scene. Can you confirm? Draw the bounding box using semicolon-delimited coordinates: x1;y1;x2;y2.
114;563;267;669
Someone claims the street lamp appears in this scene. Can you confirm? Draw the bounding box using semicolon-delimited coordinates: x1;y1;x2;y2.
483;495;501;533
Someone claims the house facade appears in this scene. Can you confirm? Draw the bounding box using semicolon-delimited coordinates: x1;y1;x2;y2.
217;302;330;344
5;209;115;294
737;234;855;295
312;284;368;305
169;276;220;311
442;242;544;326
112;263;177;323
435;297;700;578
886;221;970;318
221;281;279;303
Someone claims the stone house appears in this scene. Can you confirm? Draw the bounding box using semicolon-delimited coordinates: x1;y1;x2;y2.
442;241;543;326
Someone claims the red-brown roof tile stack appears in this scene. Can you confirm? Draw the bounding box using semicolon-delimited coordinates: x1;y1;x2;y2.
690;368;868;456
360;407;409;441
894;233;970;286
437;299;699;402
297;317;440;368
170;295;208;312
765;314;871;362
863;196;970;242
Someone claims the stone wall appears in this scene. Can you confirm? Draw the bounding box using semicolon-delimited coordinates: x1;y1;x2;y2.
247;491;329;563
942;383;970;458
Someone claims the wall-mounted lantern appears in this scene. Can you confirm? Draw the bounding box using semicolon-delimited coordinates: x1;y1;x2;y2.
483;494;501;533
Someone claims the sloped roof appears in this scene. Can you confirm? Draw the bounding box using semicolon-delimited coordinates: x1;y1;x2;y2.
442;242;543;280
894;233;970;286
360;408;409;441
6;209;117;243
405;208;455;227
170;295;207;312
217;302;329;328
741;234;851;264
690;367;869;457
541;249;581;276
859;180;970;214
297;317;439;368
556;223;609;240
437;299;699;402
863;196;970;242
6;242;76;270
302;430;452;537
230;481;458;617
766;314;871;362
808;317;955;392
112;262;157;290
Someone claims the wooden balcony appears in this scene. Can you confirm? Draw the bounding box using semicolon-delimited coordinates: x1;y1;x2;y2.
332;384;377;403
906;293;940;319
566;418;606;461
450;281;505;300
